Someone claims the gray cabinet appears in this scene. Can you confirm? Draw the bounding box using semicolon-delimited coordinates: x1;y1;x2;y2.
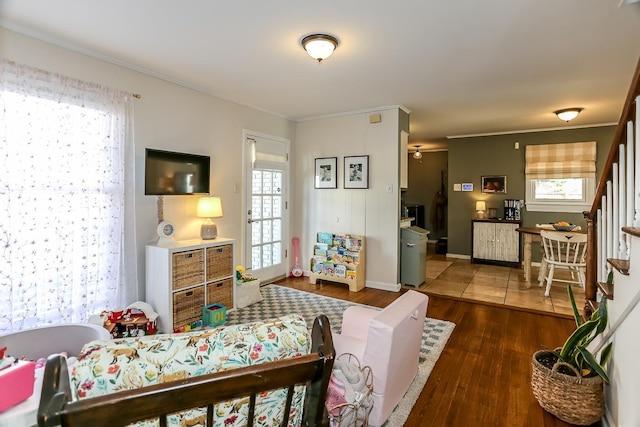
471;220;521;267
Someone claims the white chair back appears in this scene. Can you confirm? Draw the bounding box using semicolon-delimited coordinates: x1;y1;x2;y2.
538;230;588;297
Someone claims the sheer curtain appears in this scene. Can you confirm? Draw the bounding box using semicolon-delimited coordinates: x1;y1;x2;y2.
0;60;137;333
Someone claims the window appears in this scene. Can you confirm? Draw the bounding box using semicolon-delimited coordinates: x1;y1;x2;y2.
0;61;137;333
526;177;595;212
525;142;596;213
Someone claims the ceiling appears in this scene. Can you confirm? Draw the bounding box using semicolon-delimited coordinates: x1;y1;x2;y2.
2;0;640;151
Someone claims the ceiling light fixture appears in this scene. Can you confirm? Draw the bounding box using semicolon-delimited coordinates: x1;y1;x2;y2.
412;145;423;159
554;108;583;122
301;33;339;62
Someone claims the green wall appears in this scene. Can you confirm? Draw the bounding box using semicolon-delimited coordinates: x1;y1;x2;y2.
447;126;616;257
402;150;448;240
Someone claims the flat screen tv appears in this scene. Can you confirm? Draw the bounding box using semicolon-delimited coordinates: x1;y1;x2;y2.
144;148;210;195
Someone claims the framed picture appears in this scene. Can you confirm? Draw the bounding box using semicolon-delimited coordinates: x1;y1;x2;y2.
481;175;507;194
344;155;369;189
314;157;337;189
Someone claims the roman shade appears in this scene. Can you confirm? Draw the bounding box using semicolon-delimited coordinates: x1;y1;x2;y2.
525;141;596;179
251;136;288;170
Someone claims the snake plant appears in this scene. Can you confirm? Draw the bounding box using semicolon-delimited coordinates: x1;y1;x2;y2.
556;285;612;383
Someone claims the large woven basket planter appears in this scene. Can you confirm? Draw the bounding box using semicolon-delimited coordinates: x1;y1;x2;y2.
531;350;604;425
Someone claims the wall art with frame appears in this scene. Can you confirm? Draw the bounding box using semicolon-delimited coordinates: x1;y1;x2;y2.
481;175;507;194
344;155;369;189
314;157;338;189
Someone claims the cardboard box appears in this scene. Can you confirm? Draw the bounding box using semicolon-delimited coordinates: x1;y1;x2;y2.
0;360;35;412
202;304;226;327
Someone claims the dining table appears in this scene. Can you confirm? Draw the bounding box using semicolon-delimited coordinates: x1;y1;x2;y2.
516;226;585;284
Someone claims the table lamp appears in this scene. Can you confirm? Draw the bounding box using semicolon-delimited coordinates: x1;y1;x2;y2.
475;201;486;219
197;196;223;239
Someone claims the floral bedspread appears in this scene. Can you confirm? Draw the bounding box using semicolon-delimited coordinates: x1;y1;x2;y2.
70;314;310;426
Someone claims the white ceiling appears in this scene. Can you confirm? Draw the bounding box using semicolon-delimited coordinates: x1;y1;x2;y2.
2;0;640;150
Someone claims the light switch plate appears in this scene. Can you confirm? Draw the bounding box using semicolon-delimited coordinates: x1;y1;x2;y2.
453;183;461;191
462;183;473;191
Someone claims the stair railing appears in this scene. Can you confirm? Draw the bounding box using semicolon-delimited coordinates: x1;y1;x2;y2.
584;57;640;315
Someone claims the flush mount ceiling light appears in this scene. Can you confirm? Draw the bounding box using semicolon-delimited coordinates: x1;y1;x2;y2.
412;145;423;159
301;33;339;62
554;108;583;122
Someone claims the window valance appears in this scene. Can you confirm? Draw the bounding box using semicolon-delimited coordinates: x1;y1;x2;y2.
525;141;596;179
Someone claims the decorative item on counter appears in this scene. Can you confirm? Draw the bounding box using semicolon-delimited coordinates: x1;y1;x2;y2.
552;221;578;231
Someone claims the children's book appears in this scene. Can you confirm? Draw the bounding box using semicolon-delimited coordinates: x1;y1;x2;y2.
322;262;334;275
346;270;357;280
334;265;347;278
314;242;328;257
346;237;362;251
317;232;333;245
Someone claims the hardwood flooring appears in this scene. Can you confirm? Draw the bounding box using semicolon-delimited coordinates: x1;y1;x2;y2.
274;277;600;427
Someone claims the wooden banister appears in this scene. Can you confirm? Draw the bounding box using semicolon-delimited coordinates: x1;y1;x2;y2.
584;56;640;316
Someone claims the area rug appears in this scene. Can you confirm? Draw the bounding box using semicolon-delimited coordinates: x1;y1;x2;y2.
225;285;455;426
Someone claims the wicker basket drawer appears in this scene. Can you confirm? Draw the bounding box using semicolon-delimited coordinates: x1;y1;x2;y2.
172;249;204;290
172;285;205;331
206;245;233;281
206;278;233;309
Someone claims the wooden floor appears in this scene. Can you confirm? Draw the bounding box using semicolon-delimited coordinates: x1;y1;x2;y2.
275;277;601;427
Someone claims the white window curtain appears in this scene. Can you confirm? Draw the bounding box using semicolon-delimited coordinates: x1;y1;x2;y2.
0;60;137;333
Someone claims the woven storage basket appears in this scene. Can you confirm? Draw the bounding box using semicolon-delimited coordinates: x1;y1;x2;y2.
172;286;205;331
172;249;205;290
206;278;233;309
531;350;604;425
206;245;233;281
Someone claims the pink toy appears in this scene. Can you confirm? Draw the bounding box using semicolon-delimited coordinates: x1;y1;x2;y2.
0;360;35;412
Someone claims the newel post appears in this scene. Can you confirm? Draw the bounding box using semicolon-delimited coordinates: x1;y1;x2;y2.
584;213;597;317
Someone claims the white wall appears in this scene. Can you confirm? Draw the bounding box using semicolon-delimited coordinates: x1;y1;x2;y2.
2;28;295;299
604;236;640;426
293;109;403;290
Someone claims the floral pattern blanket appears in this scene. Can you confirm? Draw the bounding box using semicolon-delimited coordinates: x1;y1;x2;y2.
70;314;310;426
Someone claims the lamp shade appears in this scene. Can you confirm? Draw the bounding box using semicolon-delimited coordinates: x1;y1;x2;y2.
301;34;338;62
197;196;223;218
554;108;583;122
475;201;486;211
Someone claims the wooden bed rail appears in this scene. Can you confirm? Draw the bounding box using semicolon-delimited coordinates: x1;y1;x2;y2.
38;315;335;427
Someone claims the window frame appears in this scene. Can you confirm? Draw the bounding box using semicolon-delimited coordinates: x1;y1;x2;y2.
525;177;595;213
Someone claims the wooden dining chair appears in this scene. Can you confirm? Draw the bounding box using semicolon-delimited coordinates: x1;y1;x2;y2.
538;230;588;297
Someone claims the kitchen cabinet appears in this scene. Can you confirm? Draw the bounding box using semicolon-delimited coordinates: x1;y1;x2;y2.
471;219;521;268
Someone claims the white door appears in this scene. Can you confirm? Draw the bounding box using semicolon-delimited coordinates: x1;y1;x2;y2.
244;132;289;281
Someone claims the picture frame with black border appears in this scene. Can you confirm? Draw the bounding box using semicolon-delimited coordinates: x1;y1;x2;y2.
314;157;338;189
481;175;507;194
344;155;369;189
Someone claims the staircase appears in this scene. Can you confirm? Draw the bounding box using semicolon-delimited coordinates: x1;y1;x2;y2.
584;57;640;426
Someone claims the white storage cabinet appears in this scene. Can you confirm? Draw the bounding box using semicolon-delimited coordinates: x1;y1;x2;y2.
471;220;521;268
146;238;235;333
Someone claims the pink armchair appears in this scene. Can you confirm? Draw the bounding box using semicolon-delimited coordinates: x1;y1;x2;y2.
331;290;429;426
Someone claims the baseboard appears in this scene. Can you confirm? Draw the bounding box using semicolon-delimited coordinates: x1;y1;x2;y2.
445;253;470;260
366;280;401;292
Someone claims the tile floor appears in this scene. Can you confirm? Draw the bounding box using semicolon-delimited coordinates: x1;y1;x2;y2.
406;245;586;317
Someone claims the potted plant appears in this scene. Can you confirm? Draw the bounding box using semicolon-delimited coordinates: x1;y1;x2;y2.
531;285;613;425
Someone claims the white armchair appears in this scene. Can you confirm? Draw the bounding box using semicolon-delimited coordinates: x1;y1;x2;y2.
331;290;429;426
